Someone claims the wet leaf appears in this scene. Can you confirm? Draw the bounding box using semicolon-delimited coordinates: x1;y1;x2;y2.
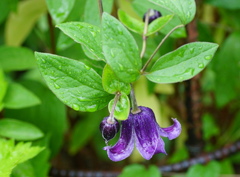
146;42;219;83
102;12;141;83
35;52;112;112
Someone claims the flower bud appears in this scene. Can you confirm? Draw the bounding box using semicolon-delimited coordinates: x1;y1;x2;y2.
100;117;120;142
143;9;162;24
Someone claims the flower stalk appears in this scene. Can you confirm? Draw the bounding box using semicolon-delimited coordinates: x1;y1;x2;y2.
141;24;185;73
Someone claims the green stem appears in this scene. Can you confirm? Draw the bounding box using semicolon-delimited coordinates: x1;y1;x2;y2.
140;9;150;58
141;24;184;73
130;84;140;114
108;92;121;123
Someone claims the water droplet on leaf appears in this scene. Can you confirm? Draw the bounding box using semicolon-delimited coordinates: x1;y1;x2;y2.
198;63;204;68
204;55;212;60
72;104;80;111
54;83;60;89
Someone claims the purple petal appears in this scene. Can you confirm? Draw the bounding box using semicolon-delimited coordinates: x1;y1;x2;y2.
104;116;134;161
158;118;181;140
154;137;167;155
133;106;160;160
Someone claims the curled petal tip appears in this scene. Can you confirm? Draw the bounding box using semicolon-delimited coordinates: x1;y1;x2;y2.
159;118;181;140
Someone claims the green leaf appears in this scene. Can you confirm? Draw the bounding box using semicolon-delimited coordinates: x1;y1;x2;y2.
146;42;219;83
102;12;141;83
132;0;186;38
220;160;234;174
11;161;35;177
0;0;11;25
187;161;221;177
147;14;174;36
118;9;144;34
212;32;240;107
46;0;75;24
3;82;41;109
5;0;47;46
202;114;220;140
108;93;130;120
84;0;114;26
35;52;112;112
206;0;240;10
149;0;196;25
0;69;8;108
5;80;67;157
119;164;161;177
0;46;36;72
0;118;44;141
118;9;173;36
0;139;43;177
57;22;105;61
102;64;131;94
69;111;104;154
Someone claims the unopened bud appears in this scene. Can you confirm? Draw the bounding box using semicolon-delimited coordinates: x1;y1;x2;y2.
100;117;120;142
143;9;162;24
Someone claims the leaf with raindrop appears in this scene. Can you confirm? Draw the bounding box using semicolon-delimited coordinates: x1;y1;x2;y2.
108;93;130;120
102;64;131;95
146;42;219;83
102;12;141;83
35;52;113;112
57;22;105;61
149;0;196;25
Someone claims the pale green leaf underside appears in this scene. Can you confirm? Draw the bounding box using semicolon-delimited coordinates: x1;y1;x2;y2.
118;9;173;36
0;118;44;141
146;42;219;83
108;93;130;120
57;22;105;61
35;52;112;112
102;12;141;83
102;64;131;94
149;0;196;25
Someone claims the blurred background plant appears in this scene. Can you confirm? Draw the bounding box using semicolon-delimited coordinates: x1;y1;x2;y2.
0;0;240;176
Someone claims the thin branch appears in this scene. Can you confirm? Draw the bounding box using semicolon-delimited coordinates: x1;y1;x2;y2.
141;24;184;73
98;0;103;21
47;13;55;54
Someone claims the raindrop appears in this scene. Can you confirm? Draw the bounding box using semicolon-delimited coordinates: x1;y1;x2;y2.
58;65;62;70
54;83;60;89
198;63;204;68
88;25;93;29
204;55;212;60
72;104;80;111
178;51;184;57
110;49;115;57
41;59;46;63
184;68;195;76
87;104;98;112
90;31;96;37
118;64;124;71
190;48;195;54
84;65;91;70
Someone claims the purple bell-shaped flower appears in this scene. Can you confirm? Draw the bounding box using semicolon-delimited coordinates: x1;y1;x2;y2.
104;106;181;161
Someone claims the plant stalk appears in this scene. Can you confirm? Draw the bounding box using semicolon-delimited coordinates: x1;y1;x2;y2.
141;24;184;73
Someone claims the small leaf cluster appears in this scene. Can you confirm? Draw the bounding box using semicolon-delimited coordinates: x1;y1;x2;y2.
35;0;219;120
